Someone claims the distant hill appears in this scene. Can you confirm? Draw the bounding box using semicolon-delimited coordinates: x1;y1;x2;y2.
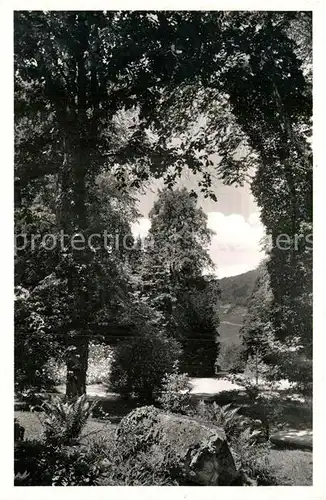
219;268;260;307
218;268;259;346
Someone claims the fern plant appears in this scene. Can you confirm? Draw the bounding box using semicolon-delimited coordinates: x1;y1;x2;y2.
39;395;98;446
195;401;244;440
231;428;276;485
211;403;242;437
14;471;30;485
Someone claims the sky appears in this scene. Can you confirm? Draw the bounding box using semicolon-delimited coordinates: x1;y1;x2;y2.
131;175;266;279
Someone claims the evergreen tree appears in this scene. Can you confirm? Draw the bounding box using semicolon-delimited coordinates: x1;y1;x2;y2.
140;187;220;376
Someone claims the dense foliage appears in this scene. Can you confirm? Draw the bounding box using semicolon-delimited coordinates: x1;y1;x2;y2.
15;11;312;398
157;364;191;414
109;331;181;401
216;342;246;373
241;261;312;391
139;187;220;375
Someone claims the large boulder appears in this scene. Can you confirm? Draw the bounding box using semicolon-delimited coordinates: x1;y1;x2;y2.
115;406;239;485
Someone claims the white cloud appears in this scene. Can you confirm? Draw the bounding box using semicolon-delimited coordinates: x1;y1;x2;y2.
131;212;266;278
207;211;266;278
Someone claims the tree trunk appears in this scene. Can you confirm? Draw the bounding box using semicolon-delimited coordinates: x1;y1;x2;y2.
65;14;90;400
66;332;89;399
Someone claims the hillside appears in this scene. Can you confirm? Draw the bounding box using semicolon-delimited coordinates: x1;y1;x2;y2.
219;268;259;307
218;268;259;346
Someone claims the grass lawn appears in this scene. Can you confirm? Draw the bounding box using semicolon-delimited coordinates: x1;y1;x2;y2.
267;449;312;486
15;411;115;444
15;410;312;486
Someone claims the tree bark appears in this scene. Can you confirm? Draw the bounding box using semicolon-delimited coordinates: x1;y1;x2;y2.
64;14;90;400
66;331;89;398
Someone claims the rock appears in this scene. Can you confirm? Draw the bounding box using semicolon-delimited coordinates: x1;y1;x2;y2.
115;406;239;485
270;429;312;450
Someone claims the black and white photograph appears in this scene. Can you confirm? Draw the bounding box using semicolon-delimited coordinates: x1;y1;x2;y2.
3;5;319;492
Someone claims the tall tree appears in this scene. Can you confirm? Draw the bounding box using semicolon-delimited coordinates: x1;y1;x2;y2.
140;187;220;375
241;260;312;391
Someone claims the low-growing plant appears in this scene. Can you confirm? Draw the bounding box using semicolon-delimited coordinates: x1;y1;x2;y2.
231;428;277;485
192;401;246;441
156;363;191;414
97;447;181;486
14;470;30;485
14;440;55;485
39;395;98;446
51;445;104;486
213;403;243;438
14;440;105;486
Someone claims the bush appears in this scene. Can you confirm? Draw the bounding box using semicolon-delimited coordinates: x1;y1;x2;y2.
276;351;312;395
15;440;53;485
234;374;283;439
50;445;104;486
157;363;191;414
14;440;104;486
98;448;181;486
216;342;246;373
108;332;181;402
39;395;98;446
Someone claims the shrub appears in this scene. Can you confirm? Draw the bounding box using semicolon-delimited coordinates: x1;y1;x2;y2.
108;332;181;402
39;395;98;446
157;363;191;414
15;440;52;485
14;440;104;486
50;445;104;486
234;374;283;439
97;448;181;486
